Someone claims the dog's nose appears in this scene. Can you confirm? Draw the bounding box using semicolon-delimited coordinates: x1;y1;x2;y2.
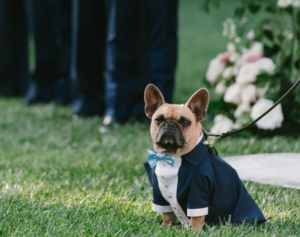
160;132;176;146
164;121;178;129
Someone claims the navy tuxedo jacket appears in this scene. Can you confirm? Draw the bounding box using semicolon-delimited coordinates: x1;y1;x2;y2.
144;137;265;226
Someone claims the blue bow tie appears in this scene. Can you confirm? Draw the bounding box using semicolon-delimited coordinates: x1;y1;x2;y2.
147;150;175;168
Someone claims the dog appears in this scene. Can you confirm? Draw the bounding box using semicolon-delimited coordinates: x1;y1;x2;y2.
144;84;265;231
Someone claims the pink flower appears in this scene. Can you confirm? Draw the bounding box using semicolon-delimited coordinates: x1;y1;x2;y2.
219;51;231;64
247;54;262;62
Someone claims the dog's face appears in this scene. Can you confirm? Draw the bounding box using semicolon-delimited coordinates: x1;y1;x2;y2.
144;84;210;156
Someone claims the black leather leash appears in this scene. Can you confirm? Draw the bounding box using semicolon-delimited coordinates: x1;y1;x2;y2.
202;77;300;138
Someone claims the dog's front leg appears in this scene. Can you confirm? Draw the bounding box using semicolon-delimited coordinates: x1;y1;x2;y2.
190;216;205;231
161;212;177;227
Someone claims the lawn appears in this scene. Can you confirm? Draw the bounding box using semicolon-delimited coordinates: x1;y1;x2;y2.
1;0;300;236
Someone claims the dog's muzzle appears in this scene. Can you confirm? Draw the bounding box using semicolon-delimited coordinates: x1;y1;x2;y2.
155;121;185;152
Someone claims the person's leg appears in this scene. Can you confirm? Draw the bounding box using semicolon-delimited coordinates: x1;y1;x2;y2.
0;0;29;97
27;0;72;104
52;0;72;105
72;0;106;116
105;0;140;122
145;0;179;103
26;0;59;103
130;0;149;122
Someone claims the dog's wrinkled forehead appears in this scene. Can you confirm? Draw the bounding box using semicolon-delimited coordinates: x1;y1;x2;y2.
155;104;194;120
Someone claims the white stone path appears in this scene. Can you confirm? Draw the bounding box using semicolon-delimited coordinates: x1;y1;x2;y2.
225;153;300;190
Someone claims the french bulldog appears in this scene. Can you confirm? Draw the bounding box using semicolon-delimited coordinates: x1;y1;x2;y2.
144;84;265;231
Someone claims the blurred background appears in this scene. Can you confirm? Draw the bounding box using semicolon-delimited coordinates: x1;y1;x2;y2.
1;0;299;133
0;0;238;128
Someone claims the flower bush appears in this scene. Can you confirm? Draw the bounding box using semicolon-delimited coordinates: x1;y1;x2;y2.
204;0;300;135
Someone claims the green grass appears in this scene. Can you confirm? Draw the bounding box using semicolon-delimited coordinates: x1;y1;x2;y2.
1;0;300;236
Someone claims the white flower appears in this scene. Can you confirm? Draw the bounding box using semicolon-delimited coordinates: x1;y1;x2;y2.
257;83;270;98
246;30;255;40
224;83;242;105
236;63;259;84
240;51;250;65
293;0;300;7
283;30;294;40
249;42;264;56
241;47;248;55
255;57;276;74
232;123;242;130
241;16;248;25
241;84;257;104
223;18;237;39
215;81;227;95
210;115;233;134
206;54;226;84
277;0;293;7
235;56;244;67
230;24;237;39
222;66;234;79
234;37;241;43
229;52;240;63
250;98;284;130
232;66;239;76
227;42;236;53
234;103;251;118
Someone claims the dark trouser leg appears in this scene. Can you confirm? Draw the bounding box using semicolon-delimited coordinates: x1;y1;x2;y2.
27;0;72;104
145;0;178;103
53;0;72;105
72;0;106;116
105;0;141;122
0;0;29;97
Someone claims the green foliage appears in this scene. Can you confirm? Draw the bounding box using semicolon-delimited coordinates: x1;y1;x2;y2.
201;0;220;13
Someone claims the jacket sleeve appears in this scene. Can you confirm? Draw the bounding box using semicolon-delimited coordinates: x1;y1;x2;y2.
186;166;211;217
144;162;172;213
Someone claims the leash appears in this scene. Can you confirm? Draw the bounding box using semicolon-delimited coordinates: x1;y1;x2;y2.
203;77;300;138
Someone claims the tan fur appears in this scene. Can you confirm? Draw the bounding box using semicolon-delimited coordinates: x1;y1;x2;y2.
190;216;206;231
161;212;177;227
145;84;209;156
144;84;210;231
150;103;202;155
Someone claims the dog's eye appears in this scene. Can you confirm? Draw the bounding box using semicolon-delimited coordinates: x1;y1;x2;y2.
155;115;165;125
179;117;191;127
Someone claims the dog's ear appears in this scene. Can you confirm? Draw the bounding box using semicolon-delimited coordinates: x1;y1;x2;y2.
186;88;210;122
144;84;165;118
